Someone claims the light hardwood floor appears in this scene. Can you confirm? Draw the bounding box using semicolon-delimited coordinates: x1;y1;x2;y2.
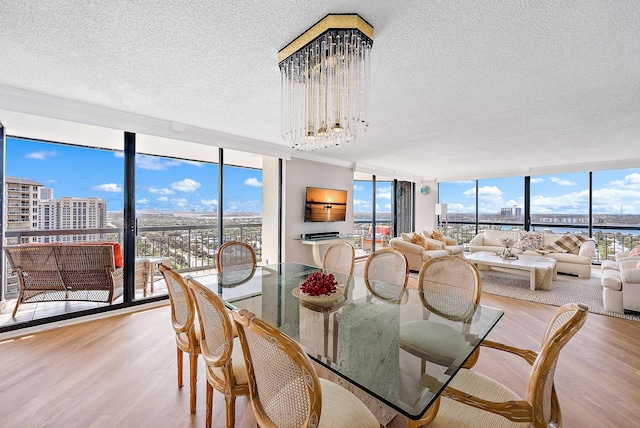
0;285;638;427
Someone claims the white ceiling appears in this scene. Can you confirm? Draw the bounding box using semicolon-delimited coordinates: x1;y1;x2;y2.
1;1;639;182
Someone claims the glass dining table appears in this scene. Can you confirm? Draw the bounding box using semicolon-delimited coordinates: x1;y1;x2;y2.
189;262;504;421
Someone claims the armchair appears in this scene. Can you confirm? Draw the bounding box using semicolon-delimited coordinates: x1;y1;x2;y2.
601;259;640;313
423;230;464;257
389;233;448;272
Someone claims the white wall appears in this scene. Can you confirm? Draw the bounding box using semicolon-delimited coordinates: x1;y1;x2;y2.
415;181;438;234
283;158;354;265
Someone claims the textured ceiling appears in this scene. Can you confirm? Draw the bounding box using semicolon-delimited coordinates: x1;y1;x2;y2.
1;1;639;182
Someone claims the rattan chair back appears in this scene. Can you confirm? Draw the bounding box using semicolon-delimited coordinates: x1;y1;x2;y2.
322;241;355;286
234;309;323;428
528;302;588;425
364;248;409;302
186;276;250;427
217;241;257;273
158;264;200;413
417;255;481;322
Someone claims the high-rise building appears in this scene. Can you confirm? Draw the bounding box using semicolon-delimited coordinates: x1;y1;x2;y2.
37;196;107;242
500;207;522;221
38;187;54;199
4;176;43;244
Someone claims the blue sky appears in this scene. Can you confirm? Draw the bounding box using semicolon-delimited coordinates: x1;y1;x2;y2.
9;138;639;216
440;169;640;215
7;138;263;213
353;180;392;214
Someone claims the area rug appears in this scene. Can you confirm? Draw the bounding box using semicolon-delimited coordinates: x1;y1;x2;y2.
472;269;640;322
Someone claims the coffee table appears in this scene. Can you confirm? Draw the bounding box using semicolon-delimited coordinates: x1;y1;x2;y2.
465;251;557;290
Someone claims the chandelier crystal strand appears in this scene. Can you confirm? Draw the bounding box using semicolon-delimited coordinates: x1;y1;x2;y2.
279;16;373;151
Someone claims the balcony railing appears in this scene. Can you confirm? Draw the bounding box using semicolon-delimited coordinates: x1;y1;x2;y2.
3;223;263;298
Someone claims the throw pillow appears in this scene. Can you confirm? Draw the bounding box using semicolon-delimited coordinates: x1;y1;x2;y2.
541;234;587;254
410;233;429;250
629;246;640;257
637;260;640;269
517;231;543;251
431;230;447;243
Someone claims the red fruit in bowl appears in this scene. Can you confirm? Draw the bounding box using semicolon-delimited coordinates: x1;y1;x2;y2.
300;271;337;296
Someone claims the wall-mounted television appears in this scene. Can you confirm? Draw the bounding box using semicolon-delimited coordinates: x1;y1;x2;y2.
304;186;348;222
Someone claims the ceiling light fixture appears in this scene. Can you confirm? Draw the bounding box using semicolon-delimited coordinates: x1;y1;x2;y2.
278;14;374;151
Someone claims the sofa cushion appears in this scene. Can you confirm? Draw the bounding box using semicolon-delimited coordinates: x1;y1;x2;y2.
410;233;429;250
483;229;517;247
517;231;543;251
431;230;447;243
539;234;587;254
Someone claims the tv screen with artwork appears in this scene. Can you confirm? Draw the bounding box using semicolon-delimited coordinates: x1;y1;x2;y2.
304;187;348;222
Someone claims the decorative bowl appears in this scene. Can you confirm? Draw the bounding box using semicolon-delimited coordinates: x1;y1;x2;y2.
292;286;345;308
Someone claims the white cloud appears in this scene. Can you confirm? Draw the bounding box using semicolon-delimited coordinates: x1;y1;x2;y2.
171;197;189;207
171;178;201;192
353;184;364;191
148;187;174;195
26;151;57;160
157;196;169;202
136;155;183;170
137;198;150;204
92;183;122;192
550;177;576;186
477;186;503;196
244;177;262;187
201;198;218;207
530;178;544;183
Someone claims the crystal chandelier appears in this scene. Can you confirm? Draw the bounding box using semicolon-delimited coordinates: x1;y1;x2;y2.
278;14;374;151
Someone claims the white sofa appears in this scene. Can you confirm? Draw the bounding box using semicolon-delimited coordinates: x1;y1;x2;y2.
469;229;597;279
389;232;449;271
601;259;640;313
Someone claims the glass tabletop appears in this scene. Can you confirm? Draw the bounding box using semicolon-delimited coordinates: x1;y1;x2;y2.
190;262;504;420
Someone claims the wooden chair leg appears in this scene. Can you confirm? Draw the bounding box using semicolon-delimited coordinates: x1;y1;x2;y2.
206;382;213;428
462;347;480;369
225;394;236;428
189;353;198;413
177;348;183;388
407;396;441;428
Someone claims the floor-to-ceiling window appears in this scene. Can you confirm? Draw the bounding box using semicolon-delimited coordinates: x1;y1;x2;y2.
438;180;478;243
353;172;395;253
2;111;125;326
439;168;640;261
592;168;640;261
222;149;263;260
0;112;269;332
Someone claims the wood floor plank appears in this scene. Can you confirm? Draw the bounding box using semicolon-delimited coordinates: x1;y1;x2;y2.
1;291;638;427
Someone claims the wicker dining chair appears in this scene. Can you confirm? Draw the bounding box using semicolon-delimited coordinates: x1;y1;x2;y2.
217;241;257;273
423;302;589;428
159;264;201;414
399;256;482;382
232;308;381;428
364;248;409;302
186;276;249;428
322;241;355;286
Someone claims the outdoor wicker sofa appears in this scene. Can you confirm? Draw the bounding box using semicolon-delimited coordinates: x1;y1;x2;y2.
4;243;148;317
